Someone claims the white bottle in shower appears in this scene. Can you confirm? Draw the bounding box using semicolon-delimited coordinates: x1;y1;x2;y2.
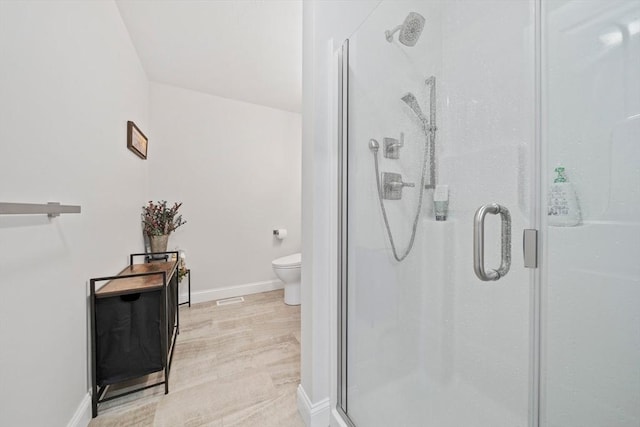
433;185;449;221
547;166;581;226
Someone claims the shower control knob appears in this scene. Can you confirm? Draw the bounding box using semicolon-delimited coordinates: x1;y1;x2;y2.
383;132;405;159
382;172;414;200
389;180;414;189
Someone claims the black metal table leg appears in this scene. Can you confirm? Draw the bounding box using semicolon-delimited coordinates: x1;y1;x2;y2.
179;269;191;308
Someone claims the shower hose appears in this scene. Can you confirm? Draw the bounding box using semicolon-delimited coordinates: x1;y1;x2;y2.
372;128;431;262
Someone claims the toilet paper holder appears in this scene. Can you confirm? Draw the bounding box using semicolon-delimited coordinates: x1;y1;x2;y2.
273;229;287;239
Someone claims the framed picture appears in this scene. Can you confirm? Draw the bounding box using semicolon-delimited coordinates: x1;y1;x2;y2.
127;121;148;159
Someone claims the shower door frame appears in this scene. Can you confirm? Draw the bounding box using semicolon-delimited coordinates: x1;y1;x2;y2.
335;1;544;425
336;37;353;427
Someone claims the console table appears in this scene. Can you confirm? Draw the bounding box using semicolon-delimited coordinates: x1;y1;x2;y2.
89;252;179;417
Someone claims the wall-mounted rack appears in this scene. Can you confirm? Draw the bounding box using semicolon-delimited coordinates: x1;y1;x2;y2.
0;202;81;218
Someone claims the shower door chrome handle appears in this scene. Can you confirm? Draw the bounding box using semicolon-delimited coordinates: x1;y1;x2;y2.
473;203;512;281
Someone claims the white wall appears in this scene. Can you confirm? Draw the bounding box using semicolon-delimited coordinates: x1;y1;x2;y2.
148;83;301;299
300;1;380;425
0;1;149;426
0;2;301;425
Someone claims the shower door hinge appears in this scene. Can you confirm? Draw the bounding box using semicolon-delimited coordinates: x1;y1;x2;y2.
523;229;538;268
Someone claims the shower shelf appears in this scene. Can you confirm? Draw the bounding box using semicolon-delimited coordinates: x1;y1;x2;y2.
0;201;81;217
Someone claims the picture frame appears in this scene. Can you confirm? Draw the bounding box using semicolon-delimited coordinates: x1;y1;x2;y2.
127;121;148;159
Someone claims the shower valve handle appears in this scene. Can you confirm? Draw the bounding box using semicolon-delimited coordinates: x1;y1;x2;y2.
382;172;414;200
388;180;414;189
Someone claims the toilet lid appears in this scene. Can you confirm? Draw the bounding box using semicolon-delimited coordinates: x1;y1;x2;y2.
272;253;301;268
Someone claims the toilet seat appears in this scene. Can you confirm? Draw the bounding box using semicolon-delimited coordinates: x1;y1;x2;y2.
272;253;301;269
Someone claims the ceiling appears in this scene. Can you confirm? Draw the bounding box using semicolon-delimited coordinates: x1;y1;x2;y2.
115;0;302;113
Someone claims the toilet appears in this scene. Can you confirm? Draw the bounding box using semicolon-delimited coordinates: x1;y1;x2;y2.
272;253;301;305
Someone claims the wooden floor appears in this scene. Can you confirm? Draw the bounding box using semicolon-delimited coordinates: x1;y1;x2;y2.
90;290;303;427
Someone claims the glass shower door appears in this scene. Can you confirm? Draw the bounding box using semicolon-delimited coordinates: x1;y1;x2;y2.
541;1;640;425
339;1;537;426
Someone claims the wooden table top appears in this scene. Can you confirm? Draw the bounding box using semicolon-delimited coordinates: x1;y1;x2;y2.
95;261;178;298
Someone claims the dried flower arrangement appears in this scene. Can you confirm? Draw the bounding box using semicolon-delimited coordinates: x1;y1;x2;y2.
178;256;188;282
142;200;186;237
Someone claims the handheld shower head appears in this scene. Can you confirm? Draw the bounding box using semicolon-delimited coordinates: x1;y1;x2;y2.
385;12;425;47
401;92;429;127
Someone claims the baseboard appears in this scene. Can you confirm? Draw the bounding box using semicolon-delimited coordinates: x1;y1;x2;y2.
330;408;351;427
180;279;283;304
67;392;91;427
297;384;330;427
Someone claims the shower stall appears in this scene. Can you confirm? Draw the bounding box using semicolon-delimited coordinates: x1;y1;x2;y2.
336;1;639;426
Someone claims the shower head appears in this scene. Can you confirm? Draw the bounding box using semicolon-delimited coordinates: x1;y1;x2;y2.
385;12;425;47
369;138;380;152
401;92;429;127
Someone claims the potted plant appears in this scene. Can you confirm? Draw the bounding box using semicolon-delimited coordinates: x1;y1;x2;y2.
142;200;186;253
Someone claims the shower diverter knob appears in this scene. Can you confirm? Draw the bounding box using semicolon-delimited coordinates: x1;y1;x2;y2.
383;133;405;159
